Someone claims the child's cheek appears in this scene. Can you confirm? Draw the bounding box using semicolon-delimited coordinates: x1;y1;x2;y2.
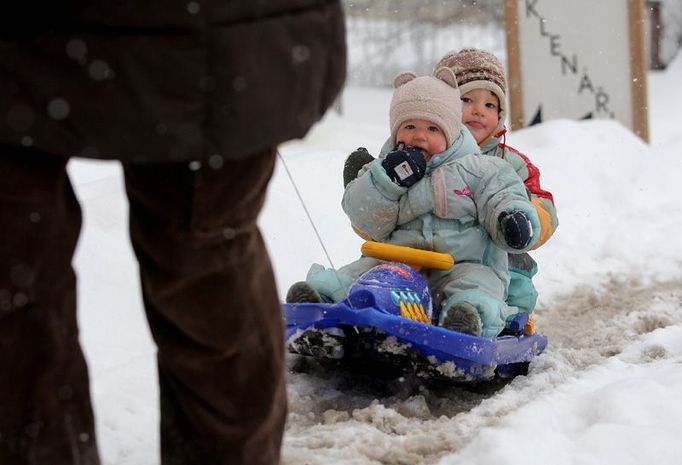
432;139;447;155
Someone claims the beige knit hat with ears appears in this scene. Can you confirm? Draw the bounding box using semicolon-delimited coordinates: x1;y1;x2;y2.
434;48;507;136
389;67;463;148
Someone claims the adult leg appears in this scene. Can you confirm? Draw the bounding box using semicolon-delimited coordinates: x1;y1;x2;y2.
123;149;286;465
0;146;99;465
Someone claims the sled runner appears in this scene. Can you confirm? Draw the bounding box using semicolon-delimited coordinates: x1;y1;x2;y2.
283;242;547;382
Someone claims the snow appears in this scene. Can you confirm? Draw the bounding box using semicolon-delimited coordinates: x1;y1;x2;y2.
68;53;682;464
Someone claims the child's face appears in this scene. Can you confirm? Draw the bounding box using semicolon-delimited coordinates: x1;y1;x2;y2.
395;119;447;160
461;89;500;145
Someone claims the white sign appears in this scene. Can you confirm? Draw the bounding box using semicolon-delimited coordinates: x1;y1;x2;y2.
505;0;649;141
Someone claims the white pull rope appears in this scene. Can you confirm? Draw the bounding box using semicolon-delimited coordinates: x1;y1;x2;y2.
276;150;337;272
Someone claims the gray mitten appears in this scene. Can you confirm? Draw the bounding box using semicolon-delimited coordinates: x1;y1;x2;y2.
343;147;375;187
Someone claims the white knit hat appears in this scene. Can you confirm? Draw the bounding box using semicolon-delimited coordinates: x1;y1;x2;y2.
389;67;463;148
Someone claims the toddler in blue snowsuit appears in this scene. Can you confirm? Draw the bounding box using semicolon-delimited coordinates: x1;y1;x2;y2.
287;68;541;338
344;48;559;316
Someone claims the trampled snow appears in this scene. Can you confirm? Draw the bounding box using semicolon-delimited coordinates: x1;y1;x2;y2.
68;53;682;464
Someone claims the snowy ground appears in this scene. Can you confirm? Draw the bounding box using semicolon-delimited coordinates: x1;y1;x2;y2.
69;54;682;464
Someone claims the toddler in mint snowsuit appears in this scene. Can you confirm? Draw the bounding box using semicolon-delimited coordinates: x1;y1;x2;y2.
435;47;559;315
344;48;559;316
287;68;541;338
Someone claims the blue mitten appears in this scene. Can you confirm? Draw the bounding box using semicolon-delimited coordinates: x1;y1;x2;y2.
498;211;533;249
381;143;426;188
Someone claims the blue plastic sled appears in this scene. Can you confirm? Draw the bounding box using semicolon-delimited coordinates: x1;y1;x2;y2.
283;261;547;382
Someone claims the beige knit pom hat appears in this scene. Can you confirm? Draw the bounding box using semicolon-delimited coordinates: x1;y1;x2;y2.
389;67;463;149
434;48;507;135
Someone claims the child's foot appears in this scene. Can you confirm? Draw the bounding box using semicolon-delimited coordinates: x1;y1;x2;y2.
286;281;323;303
343;147;375;187
440;303;482;336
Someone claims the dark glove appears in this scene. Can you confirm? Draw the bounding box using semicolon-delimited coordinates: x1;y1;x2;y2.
499;211;533;249
381;143;426;188
343;147;376;187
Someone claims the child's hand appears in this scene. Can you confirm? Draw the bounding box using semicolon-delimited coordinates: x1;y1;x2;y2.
381;143;426;187
343;147;375;187
498;211;533;249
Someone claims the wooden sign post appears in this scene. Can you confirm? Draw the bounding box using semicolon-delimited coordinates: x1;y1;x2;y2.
505;0;649;142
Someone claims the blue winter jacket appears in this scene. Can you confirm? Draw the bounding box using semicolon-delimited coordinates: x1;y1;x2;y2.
306;128;541;337
343;129;541;279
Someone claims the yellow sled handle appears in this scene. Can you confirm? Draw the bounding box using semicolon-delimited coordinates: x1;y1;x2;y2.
361;241;454;271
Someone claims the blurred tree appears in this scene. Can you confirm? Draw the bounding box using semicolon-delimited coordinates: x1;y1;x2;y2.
343;0;682;85
342;0;504;86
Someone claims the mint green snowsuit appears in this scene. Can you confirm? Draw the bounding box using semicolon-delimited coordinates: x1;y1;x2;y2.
479;135;559;313
306;129;541;338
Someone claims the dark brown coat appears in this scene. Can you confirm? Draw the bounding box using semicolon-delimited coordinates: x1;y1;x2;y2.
0;0;346;162
1;3;346;464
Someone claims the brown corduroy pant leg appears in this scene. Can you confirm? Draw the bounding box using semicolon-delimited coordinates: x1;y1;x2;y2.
0;146;100;465
123;149;286;465
0;146;287;465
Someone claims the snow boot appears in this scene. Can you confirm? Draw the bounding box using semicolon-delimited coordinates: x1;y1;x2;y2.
343;147;375;187
286;281;323;304
440;302;483;336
